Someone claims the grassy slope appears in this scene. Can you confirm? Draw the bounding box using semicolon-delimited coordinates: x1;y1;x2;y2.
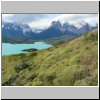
2;29;98;86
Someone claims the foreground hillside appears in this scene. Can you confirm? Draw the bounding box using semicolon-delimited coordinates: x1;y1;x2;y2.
2;29;98;86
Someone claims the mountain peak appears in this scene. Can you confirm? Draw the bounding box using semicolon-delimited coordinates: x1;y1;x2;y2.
3;22;32;34
71;21;87;29
51;20;62;28
50;20;64;32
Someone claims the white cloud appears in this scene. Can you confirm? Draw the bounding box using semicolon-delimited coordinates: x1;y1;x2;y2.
2;14;14;22
29;14;98;29
2;14;98;29
84;17;98;26
28;19;52;29
54;14;98;24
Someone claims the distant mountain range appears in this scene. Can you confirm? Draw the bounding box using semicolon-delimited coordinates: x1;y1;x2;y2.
2;20;97;43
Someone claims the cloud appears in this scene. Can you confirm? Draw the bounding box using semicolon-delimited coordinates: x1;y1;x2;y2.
29;14;98;29
2;14;98;29
2;14;14;22
28;19;52;29
54;14;98;24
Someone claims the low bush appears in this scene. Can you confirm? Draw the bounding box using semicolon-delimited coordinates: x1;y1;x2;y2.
26;74;37;81
14;62;30;73
2;75;18;86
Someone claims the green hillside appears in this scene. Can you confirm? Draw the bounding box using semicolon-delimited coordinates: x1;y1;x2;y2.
2;29;98;86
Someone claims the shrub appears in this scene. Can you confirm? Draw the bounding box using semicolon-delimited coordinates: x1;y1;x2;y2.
74;68;90;80
26;74;37;81
14;62;30;73
83;32;98;41
45;74;56;82
29;52;37;56
74;69;98;86
74;76;94;86
32;81;44;86
53;67;77;86
2;75;18;86
85;47;89;50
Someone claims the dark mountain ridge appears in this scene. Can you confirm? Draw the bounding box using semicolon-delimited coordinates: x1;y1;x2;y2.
2;21;97;43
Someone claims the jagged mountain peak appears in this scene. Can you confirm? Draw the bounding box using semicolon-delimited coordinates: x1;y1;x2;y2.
70;20;87;29
3;22;32;34
51;20;62;27
2;20;97;43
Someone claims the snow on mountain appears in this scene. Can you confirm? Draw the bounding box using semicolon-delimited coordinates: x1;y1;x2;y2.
70;21;87;29
3;23;20;30
12;23;32;34
2;20;98;41
19;24;32;33
63;22;77;33
3;22;33;35
2;25;4;28
32;29;42;33
54;14;98;26
49;20;95;34
31;26;50;34
29;19;97;34
50;21;64;32
51;21;62;28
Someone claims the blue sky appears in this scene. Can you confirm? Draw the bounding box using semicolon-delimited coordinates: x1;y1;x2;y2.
2;14;98;29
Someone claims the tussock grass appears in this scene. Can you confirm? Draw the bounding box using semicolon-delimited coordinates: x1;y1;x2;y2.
2;29;98;86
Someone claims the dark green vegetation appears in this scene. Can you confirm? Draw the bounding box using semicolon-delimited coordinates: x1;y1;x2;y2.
2;29;98;86
2;36;35;44
42;34;77;46
22;48;38;52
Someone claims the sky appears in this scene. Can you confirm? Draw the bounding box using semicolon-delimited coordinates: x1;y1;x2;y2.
2;14;98;29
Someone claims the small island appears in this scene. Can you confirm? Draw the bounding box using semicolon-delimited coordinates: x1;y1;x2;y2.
22;48;38;52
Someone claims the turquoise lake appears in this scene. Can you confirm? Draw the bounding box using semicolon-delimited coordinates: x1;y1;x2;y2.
2;42;53;56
